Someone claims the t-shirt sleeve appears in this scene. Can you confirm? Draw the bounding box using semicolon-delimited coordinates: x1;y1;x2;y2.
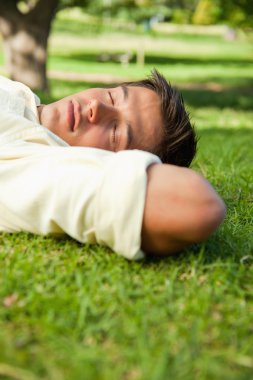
94;150;161;259
0;146;160;260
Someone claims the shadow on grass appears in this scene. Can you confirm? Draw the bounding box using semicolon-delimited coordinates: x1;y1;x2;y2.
181;86;253;110
144;230;252;268
55;51;253;67
195;128;253;166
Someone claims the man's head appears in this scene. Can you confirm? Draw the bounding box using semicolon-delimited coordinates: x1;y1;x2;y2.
38;69;196;167
124;70;197;167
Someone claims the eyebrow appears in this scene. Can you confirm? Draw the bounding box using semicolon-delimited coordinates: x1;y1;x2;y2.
126;122;133;149
121;84;129;101
120;85;132;149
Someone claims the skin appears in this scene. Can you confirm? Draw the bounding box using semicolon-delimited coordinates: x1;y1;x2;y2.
141;164;226;256
37;85;164;153
38;85;226;256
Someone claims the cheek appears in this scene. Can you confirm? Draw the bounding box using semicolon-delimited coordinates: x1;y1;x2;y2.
40;105;53;129
78;128;110;150
76;89;102;103
46;108;59;131
87;130;105;148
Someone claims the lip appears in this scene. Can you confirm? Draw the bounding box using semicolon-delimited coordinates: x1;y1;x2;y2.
73;100;81;131
67;100;75;131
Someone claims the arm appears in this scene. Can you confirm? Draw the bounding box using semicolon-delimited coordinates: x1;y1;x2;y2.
141;164;226;256
0;146;160;260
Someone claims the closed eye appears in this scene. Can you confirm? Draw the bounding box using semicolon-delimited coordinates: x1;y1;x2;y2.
110;123;119;152
108;91;114;106
112;124;116;144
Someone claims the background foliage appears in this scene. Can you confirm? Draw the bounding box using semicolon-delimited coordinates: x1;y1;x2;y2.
17;0;253;27
59;0;253;26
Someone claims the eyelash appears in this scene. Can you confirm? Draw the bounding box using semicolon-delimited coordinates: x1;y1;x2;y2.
112;124;116;143
108;91;117;149
108;91;114;105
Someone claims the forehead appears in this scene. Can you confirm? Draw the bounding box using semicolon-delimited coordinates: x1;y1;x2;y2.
123;85;164;152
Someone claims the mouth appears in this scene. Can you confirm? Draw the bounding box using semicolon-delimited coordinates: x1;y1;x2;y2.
67;100;75;131
67;100;81;132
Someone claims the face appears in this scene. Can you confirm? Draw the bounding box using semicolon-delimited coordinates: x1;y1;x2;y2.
38;85;164;153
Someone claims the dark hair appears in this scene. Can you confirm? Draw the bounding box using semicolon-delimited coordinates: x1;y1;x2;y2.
125;69;197;167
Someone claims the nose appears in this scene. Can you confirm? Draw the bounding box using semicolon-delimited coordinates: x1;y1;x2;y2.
87;99;115;124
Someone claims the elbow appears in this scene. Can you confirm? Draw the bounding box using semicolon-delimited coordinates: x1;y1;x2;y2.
192;177;226;242
141;165;226;257
142;189;226;257
201;194;226;239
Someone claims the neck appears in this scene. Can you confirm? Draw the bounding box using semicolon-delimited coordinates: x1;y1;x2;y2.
37;105;44;124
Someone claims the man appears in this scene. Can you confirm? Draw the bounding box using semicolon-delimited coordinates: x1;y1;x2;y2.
0;71;225;260
38;70;196;167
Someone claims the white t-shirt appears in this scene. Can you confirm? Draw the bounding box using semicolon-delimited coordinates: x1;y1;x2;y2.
0;76;160;260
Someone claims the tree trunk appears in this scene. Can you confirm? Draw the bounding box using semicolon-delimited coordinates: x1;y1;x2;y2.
2;25;50;92
0;0;59;92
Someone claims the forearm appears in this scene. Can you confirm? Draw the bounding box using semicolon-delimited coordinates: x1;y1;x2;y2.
141;164;226;256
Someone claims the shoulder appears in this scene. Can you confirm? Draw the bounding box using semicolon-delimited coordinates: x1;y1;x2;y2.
0;75;29;93
0;75;39;103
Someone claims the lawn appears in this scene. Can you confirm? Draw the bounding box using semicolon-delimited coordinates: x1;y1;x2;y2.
0;13;253;380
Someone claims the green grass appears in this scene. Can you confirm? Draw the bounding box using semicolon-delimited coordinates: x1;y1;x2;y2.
0;16;253;380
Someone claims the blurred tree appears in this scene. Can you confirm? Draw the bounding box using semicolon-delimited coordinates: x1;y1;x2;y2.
88;0;172;24
192;0;221;25
219;0;253;28
0;0;90;91
86;0;198;24
192;0;253;27
0;0;60;91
